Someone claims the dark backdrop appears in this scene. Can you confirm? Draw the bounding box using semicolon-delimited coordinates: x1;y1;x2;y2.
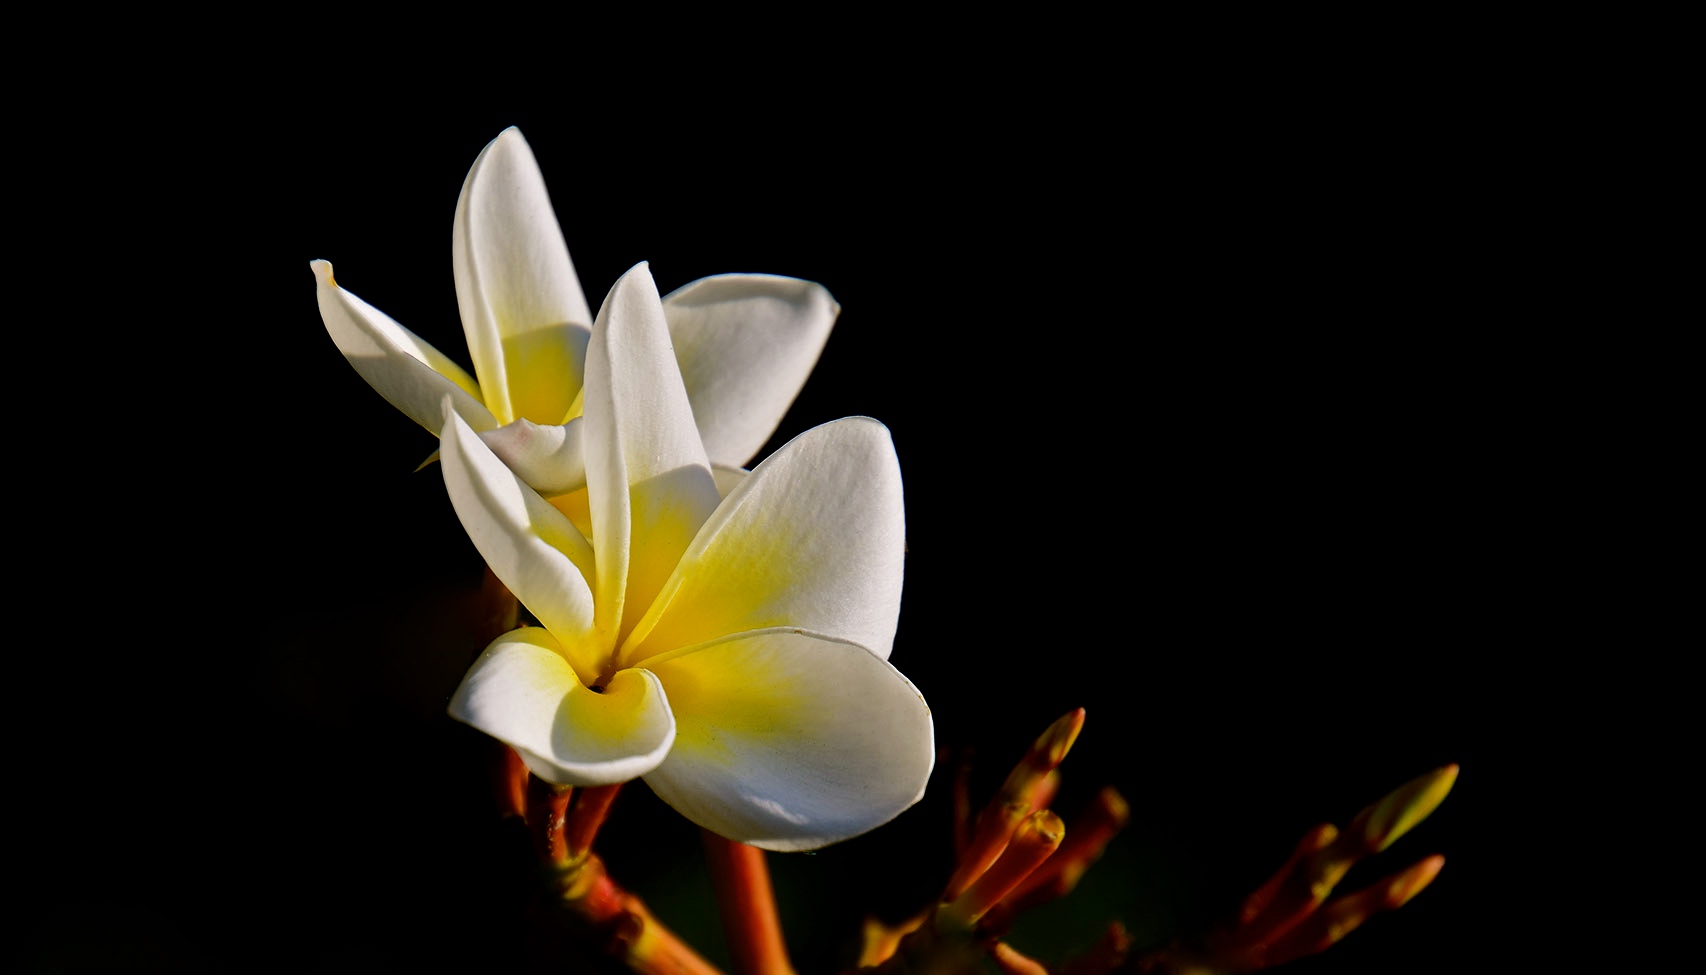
19;59;1528;972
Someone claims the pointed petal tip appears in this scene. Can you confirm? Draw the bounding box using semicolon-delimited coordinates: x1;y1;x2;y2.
478;126;527;157
310;259;334;285
608;261;660;302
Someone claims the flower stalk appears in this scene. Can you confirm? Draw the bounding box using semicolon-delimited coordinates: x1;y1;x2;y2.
511;766;726;975
527;776;577;866
538;850;728;975
702;831;797;975
565;783;623;857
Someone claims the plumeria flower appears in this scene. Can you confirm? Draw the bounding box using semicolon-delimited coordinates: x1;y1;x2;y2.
438;261;933;851
312;126;837;501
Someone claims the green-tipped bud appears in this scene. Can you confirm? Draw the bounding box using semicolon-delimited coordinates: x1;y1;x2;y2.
996;710;1086;808
1347;764;1459;854
1035;708;1087;769
1303;763;1457;897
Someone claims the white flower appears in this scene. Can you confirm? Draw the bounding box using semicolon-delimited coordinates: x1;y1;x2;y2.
312;127;837;498
439;262;932;852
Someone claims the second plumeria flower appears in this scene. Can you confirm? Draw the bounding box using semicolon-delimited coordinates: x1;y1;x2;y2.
312;126;837;496
439;262;933;852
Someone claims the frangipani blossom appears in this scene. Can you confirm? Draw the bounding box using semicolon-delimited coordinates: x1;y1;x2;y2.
312;126;837;498
440;262;933;851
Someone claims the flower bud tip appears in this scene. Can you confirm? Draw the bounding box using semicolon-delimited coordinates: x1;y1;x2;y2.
1354;764;1458;854
1039;708;1086;768
1386;854;1445;909
1097;786;1131;827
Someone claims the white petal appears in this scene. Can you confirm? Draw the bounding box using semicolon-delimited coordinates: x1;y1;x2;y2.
312;260;497;433
583;265;721;650
643;629;933;851
710;464;748;499
439;405;599;664
478;417;588;497
624;416;905;665
452;127;592;426
663;274;839;468
449;627;675;787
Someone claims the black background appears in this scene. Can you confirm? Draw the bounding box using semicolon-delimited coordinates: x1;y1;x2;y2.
15;34;1552;972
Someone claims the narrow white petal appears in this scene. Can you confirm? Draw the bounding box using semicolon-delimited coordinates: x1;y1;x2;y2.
663;274;838;467
478;417;588;497
450;628;675;787
625;416;904;664
452;127;592;426
312;260;497;433
583;265;721;650
643;629;933;851
440;405;598;659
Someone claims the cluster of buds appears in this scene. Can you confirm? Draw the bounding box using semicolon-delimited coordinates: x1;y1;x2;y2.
846;712;1455;975
488;696;1453;975
1137;763;1456;974
853;709;1129;975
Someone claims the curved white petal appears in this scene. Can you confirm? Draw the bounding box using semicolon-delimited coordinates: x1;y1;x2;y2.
624;416;905;665
643;629;933;851
450;628;675;787
662;274;839;467
453;127;592;427
479;417;588;497
440;405;599;663
583;264;720;650
312;260;497;433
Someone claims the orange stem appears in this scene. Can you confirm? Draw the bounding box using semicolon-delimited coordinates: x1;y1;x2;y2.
701;831;796;975
490;742;531;819
547;851;728;975
566;782;623;857
526;776;576;866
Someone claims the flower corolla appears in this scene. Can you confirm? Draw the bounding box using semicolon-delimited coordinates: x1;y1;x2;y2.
312;126;836;500
439;262;933;851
